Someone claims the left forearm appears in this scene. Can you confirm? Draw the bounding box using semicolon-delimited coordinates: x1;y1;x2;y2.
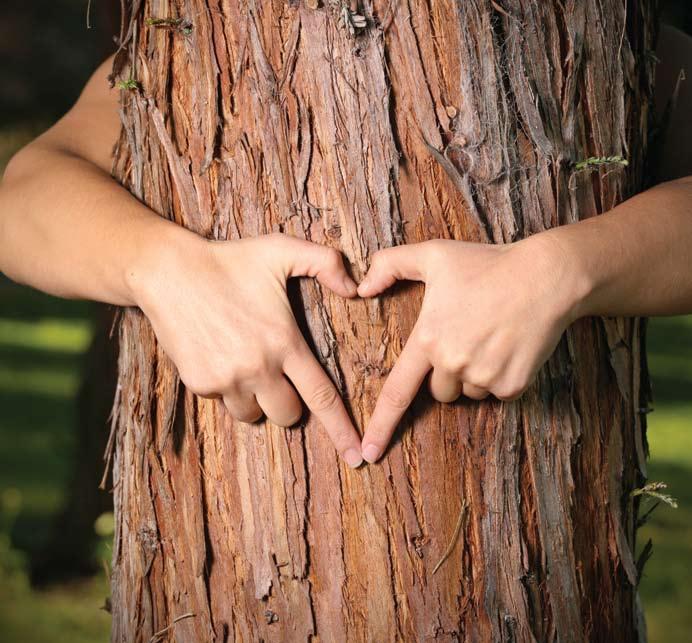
533;176;692;319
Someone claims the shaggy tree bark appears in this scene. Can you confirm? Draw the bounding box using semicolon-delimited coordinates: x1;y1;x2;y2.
107;1;656;641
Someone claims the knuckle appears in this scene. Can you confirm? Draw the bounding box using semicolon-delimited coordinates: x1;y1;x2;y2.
426;238;447;252
264;232;290;258
438;352;468;375
381;384;410;410
425;238;450;259
245;356;273;380
323;246;342;268
180;367;226;397
432;388;461;403
370;249;388;270
234;348;274;379
308;382;339;412
182;379;211;397
234;408;263;423
493;381;525;401
276;337;304;367
472;375;494;390
269;326;298;353
463;385;488;401
465;365;495;390
267;231;285;242
271;396;304;427
415;326;437;353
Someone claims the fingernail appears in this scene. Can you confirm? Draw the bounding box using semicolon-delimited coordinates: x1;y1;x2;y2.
362;444;381;464
343;277;357;296
359;277;371;292
344;448;363;469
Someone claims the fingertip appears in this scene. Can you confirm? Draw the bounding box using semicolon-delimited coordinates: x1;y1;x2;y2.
343;448;364;468
329;251;358;297
361;442;382;464
315;272;357;298
356;275;379;298
342;276;358;298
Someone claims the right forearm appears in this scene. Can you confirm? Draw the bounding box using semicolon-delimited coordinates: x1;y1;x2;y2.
0;145;193;306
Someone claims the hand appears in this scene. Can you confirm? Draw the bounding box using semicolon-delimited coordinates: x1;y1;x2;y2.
356;237;583;463
132;231;364;468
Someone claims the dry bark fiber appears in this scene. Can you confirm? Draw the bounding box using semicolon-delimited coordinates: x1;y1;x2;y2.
109;1;656;641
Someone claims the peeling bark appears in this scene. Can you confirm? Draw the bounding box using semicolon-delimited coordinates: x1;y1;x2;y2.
109;1;656;641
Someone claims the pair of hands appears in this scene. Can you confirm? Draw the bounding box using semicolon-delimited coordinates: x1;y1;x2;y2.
135;232;579;468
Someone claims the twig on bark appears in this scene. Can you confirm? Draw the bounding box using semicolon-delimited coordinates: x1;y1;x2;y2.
145;16;193;36
116;78;140;91
490;1;522;25
418;132;491;242
631;481;678;509
331;1;368;37
432;499;468;575
569;155;629;190
573;155;629;172
149;613;196;643
380;0;399;32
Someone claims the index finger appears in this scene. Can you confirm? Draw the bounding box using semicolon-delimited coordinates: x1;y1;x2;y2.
283;339;363;468
361;338;431;463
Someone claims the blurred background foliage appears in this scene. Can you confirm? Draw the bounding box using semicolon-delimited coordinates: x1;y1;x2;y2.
0;1;691;642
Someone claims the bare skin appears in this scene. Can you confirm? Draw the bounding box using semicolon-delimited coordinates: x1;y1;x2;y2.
1;26;691;467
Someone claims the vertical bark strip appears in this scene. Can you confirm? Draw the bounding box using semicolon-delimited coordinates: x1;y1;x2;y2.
109;1;656;641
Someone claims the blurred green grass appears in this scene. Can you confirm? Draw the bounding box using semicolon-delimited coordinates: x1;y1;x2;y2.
0;283;690;641
0;280;110;641
637;317;692;643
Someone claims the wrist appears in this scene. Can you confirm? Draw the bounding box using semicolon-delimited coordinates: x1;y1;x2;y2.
124;217;204;309
518;228;596;324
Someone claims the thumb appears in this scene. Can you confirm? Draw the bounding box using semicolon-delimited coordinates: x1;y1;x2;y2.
357;244;428;298
276;235;358;298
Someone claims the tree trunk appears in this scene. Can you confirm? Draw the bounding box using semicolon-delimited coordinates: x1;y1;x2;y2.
108;1;656;641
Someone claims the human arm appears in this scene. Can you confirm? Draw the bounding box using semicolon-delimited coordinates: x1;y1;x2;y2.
0;57;364;467
356;26;692;465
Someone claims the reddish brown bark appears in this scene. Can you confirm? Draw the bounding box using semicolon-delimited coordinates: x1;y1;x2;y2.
108;2;656;641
